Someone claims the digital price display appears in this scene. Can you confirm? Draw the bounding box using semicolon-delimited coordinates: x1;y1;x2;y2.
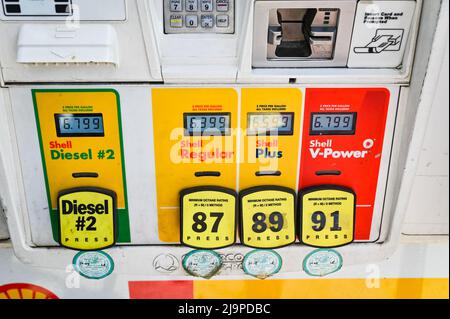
55;114;104;137
299;186;355;248
310;113;357;135
240;186;296;249
247;113;294;136
184;113;231;136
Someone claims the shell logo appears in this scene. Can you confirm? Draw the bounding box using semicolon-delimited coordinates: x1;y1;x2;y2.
0;283;59;299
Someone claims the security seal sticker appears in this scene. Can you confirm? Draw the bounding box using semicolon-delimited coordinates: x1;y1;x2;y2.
182;250;222;279
73;250;115;280
243;249;282;279
303;249;343;277
180;186;237;249
240;186;296;249
58;187;117;251
299;185;355;248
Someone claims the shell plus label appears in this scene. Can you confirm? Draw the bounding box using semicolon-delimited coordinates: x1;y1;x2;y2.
180;187;237;249
239;88;302;191
240;187;296;248
58;188;117;250
299;187;355;248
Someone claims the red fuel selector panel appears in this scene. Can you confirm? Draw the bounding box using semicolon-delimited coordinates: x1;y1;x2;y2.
299;88;390;245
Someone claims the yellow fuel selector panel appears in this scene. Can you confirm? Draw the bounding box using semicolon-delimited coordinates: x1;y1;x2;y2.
239;88;303;190
152;88;238;243
32;89;130;249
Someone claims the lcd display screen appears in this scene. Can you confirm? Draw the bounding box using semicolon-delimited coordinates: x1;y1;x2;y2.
55;113;105;137
247;112;294;136
184;113;231;136
310;113;357;135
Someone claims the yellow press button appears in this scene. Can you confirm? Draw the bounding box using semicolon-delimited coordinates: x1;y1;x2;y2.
240;186;296;249
180;187;237;249
58;188;117;250
299;186;356;248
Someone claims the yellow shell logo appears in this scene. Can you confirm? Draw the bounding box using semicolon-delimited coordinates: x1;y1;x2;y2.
0;283;58;299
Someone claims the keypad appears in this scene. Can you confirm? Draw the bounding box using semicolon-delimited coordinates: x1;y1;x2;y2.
164;0;234;34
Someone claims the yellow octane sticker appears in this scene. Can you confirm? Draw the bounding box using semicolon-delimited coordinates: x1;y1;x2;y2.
300;187;355;248
240;187;296;248
58;188;117;250
181;188;237;249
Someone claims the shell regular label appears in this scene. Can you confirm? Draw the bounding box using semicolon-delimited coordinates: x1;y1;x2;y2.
240;188;296;248
300;187;355;248
180;188;237;249
58;188;117;250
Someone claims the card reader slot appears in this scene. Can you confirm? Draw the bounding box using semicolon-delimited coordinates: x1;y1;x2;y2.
315;170;342;176
72;172;99;179
255;171;282;177
195;171;221;177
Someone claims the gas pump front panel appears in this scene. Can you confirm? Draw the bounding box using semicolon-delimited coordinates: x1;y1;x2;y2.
10;86;398;250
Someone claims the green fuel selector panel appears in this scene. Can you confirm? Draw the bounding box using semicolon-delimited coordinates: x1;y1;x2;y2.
58;187;117;250
180;187;237;249
240;186;296;249
299;186;356;248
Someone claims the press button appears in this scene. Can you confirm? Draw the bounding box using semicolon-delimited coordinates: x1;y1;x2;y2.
185;0;198;12
201;15;214;28
216;0;229;12
216;15;229;28
170;0;183;12
170;15;184;27
201;0;213;12
186;15;199;28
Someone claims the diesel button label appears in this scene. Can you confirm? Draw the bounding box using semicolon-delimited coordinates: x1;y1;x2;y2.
58;188;117;250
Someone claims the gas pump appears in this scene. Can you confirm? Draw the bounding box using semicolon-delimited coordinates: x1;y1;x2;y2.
0;0;448;299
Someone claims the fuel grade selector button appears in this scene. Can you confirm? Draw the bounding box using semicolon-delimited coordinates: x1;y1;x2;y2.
180;187;237;249
299;186;355;248
240;186;296;249
58;188;117;251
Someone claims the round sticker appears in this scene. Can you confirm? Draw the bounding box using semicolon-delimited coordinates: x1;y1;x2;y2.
182;250;222;279
243;250;282;279
73;251;114;280
303;249;343;277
